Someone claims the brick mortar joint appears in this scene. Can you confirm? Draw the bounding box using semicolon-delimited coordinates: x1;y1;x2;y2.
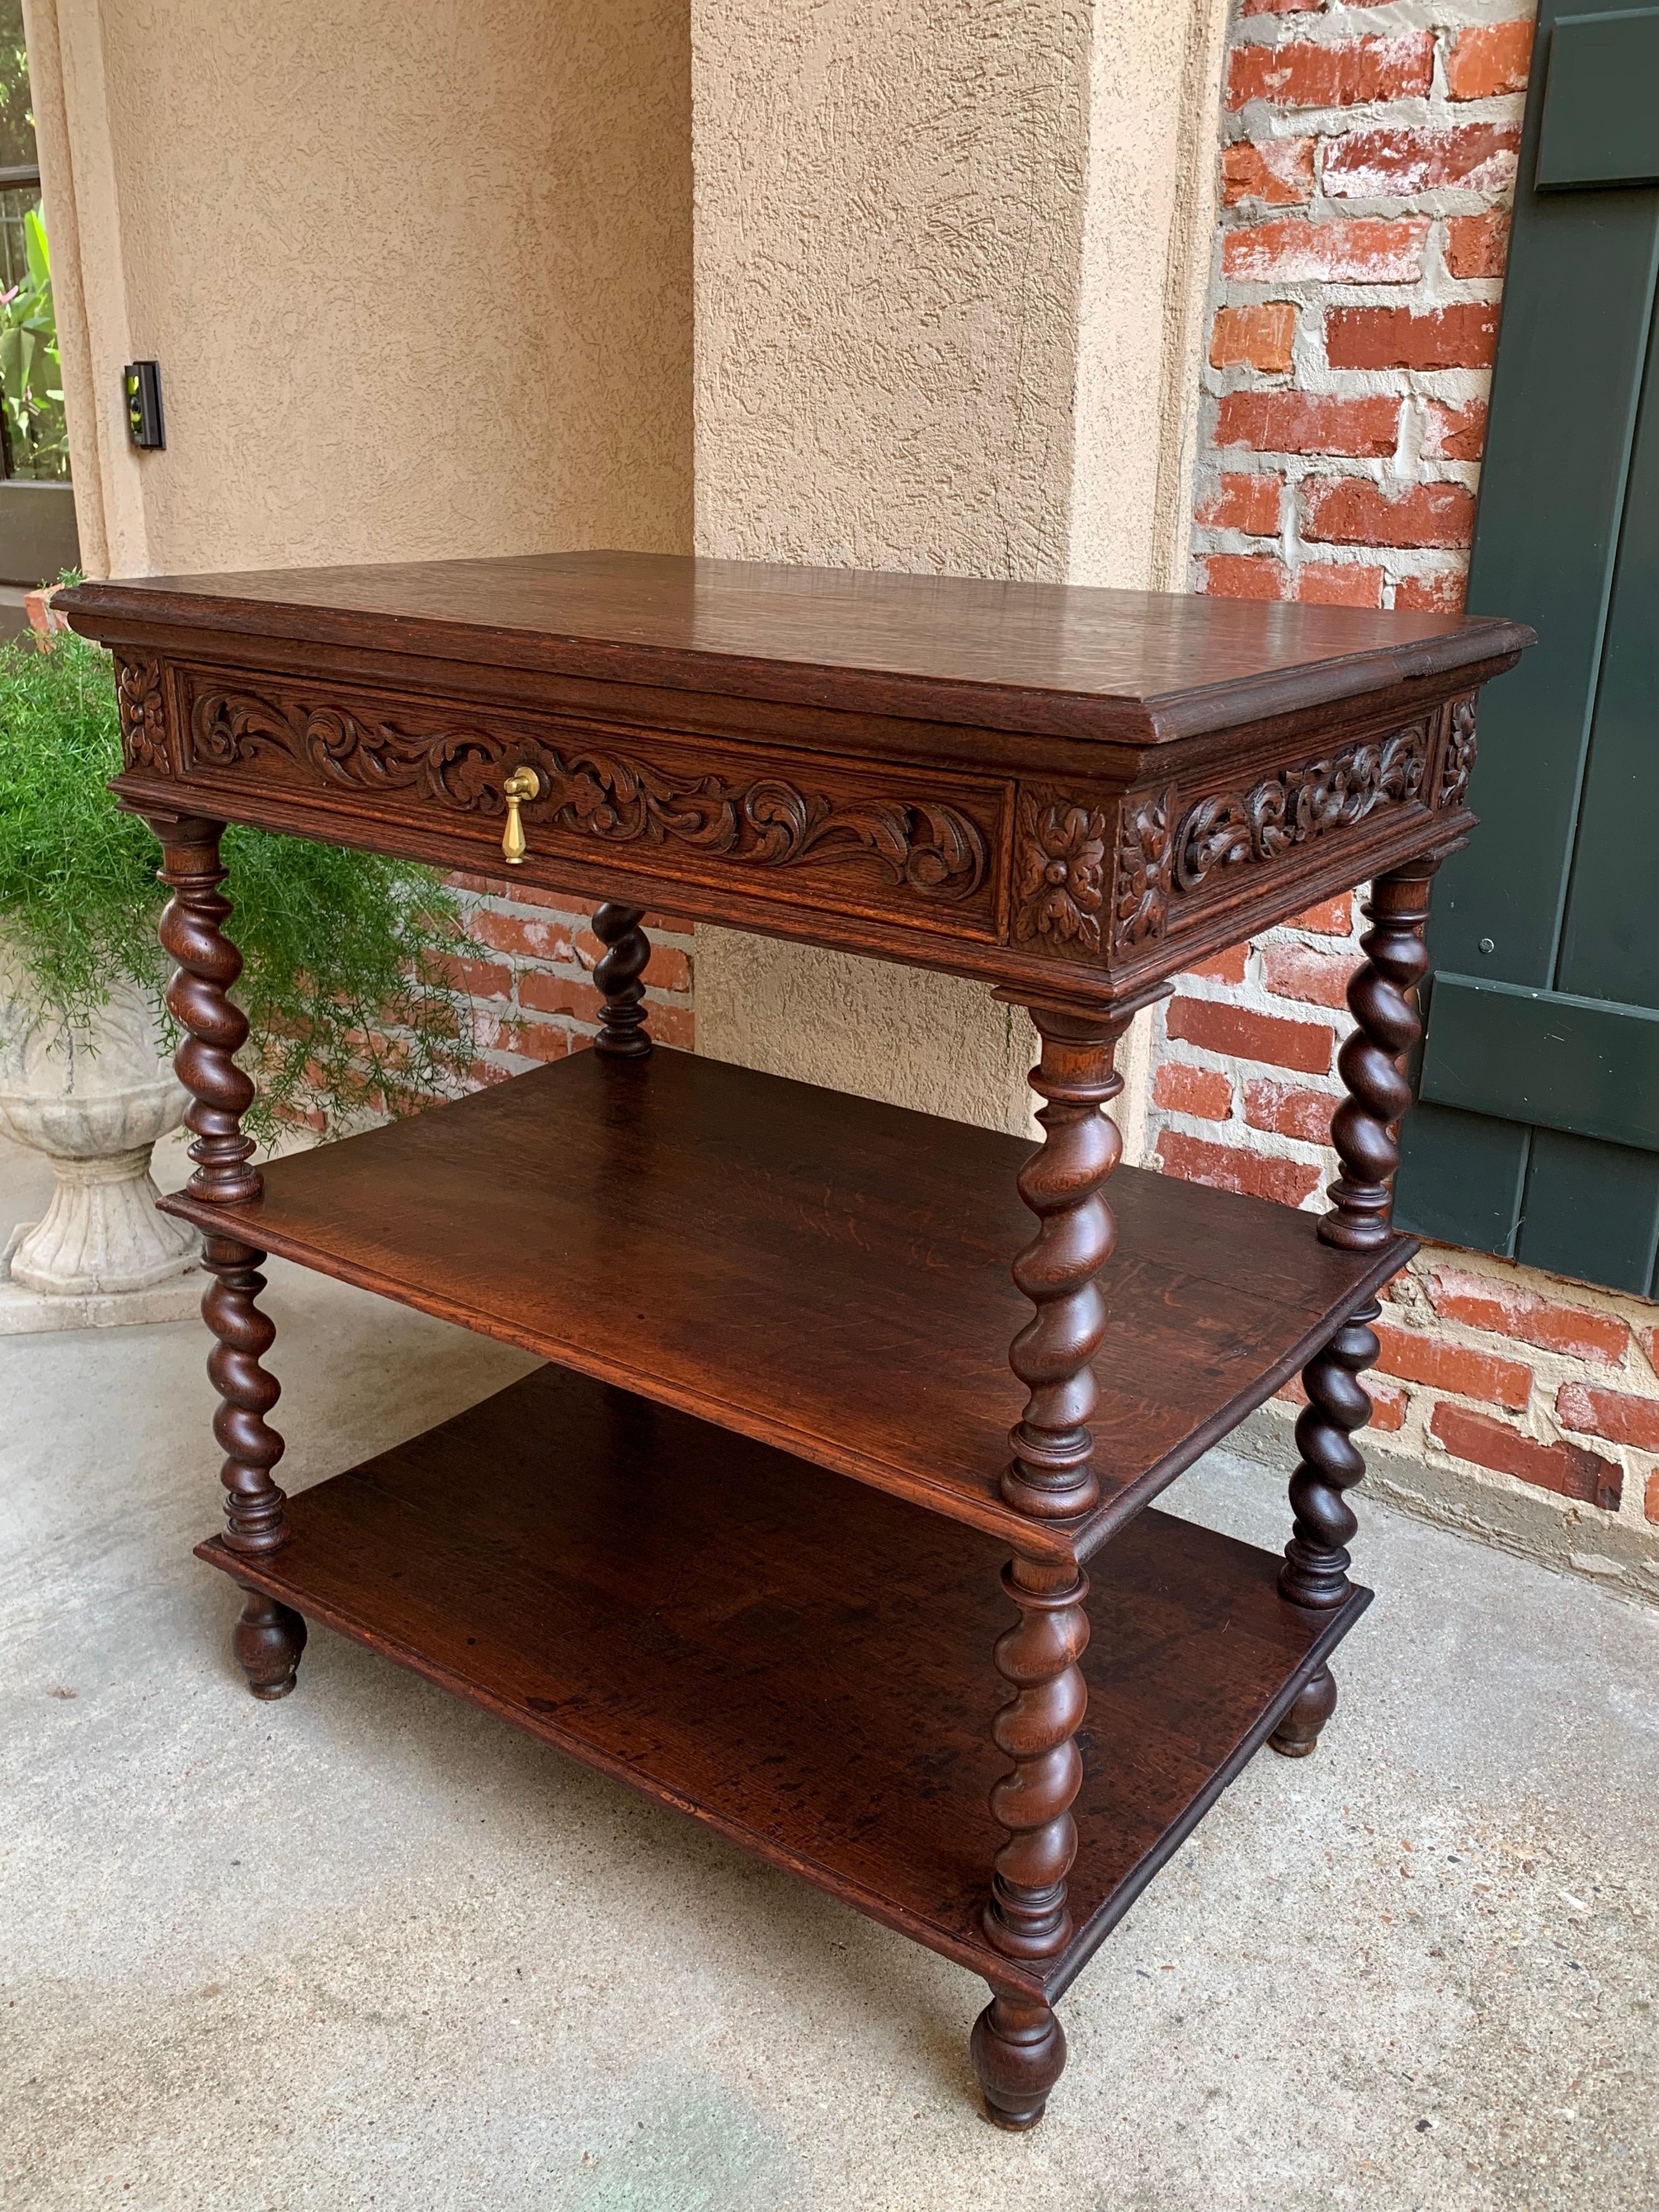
1280;1367;1658;1530
455;890;697;953
1224;16;1534;59
1255;1390;1657;1542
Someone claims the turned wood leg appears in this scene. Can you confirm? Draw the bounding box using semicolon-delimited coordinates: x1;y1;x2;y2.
202;1234;291;1558
1319;859;1437;1254
974;1552;1089;2127
1002;1006;1131;1519
971;1003;1123;2123
146;815;298;1689
1270;1304;1380;1756
592;901;652;1057
1278;1302;1381;1618
1270;1664;1338;1759
146;811;262;1206
233;1587;307;1700
1273;859;1436;1753
983;1555;1090;1957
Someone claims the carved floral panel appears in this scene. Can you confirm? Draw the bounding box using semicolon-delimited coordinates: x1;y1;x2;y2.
1439;694;1477;810
1012;790;1111;958
1111;786;1176;954
115;653;170;776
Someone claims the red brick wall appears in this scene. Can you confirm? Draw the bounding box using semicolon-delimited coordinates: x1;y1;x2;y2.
1169;0;1659;1587
1195;0;1533;612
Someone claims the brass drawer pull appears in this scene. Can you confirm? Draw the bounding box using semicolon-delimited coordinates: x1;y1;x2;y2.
500;768;540;865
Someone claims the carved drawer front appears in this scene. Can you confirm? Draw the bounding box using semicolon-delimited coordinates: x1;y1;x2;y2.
160;662;1006;935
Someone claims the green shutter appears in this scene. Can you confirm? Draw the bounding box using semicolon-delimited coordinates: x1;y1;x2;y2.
1395;0;1659;1294
1536;9;1659;187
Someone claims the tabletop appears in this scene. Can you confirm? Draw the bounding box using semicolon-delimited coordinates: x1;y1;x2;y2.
63;550;1528;750
60;554;1531;1013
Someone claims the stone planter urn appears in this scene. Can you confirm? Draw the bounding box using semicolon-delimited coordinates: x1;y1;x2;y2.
0;961;201;1332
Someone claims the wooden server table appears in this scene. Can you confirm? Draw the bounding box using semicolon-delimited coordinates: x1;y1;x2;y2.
61;555;1529;2129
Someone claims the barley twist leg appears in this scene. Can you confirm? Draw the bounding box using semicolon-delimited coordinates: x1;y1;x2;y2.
592;901;651;1057
972;1553;1090;2129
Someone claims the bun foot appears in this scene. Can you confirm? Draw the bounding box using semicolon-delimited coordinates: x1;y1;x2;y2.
233;1586;307;1701
1269;1663;1338;1758
970;1991;1066;2130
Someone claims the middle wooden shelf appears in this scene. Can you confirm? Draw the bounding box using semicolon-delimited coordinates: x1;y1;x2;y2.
161;1046;1409;1559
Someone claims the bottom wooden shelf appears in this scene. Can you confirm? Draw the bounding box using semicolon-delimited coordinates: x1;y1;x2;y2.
201;1365;1368;2002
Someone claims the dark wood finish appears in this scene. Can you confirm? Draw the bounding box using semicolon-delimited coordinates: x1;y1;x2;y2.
62;555;1528;1014
591;900;651;1056
983;1553;1092;1970
196;1364;1369;2004
145;811;261;1205
144;811;291;1575
1322;859;1438;1252
1268;1663;1338;1759
199;1233;290;1558
231;1586;307;1700
1270;853;1433;1742
1002;1010;1131;1520
1278;1303;1383;1615
156;1047;1415;1564
971;1992;1068;2131
60;551;1530;747
74;554;1526;2127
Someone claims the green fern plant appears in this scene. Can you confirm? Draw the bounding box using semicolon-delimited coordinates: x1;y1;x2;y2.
0;625;476;1143
0;205;69;480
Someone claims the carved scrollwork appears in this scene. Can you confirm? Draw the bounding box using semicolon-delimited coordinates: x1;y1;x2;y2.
193;691;509;809
1173;724;1430;894
554;755;988;899
1013;792;1110;958
116;654;170;775
1439;694;1477;810
187;687;988;902
1111;786;1175;953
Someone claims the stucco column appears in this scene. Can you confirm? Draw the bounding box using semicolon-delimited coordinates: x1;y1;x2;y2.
26;0;693;582
691;0;1227;1139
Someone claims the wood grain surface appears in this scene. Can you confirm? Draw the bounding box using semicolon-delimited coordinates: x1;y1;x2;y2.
161;1047;1413;1561
200;1362;1365;2001
62;551;1530;744
67;551;1499;2126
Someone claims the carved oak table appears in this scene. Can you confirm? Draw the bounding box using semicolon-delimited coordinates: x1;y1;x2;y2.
61;554;1529;2129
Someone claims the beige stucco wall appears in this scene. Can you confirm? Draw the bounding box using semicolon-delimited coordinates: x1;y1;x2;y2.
26;0;692;578
691;0;1227;1137
691;1;1094;1131
693;1;1090;583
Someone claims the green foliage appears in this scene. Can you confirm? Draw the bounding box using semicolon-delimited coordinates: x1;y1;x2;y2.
219;830;477;1143
0;3;65;482
0;626;476;1142
0;202;68;481
0;0;35;170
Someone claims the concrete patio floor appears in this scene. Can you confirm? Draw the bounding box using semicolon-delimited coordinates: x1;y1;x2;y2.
1;1133;1655;2211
